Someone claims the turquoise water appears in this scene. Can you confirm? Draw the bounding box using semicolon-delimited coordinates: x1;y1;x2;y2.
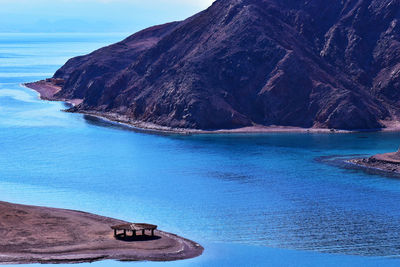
2;33;400;266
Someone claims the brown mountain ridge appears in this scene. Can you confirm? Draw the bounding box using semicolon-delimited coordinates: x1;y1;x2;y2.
34;0;400;131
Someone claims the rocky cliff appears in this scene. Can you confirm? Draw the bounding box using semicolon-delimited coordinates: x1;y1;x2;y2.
51;0;400;130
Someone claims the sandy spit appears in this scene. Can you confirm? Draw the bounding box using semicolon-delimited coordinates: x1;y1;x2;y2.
0;201;203;264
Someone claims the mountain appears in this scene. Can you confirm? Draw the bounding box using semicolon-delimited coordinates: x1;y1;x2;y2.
50;0;400;131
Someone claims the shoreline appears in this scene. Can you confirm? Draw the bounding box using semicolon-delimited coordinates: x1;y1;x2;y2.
0;201;203;264
23;80;400;135
349;152;400;175
23;80;83;107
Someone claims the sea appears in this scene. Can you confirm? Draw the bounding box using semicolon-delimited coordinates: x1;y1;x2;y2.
1;33;400;266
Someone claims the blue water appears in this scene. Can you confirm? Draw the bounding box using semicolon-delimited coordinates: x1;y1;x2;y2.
2;33;400;266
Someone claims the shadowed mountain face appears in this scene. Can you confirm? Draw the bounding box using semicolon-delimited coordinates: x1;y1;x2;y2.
53;0;400;130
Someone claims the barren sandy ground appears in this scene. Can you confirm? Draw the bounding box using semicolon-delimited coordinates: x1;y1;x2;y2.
0;201;203;264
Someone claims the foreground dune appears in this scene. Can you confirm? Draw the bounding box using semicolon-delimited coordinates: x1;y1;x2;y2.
0;201;203;264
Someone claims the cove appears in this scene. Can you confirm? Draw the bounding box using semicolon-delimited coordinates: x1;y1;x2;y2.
1;33;400;266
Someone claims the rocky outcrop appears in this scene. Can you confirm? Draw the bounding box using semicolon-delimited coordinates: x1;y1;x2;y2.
50;0;400;130
351;149;400;174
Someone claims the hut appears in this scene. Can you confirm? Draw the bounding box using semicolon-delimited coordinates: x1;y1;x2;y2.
111;223;157;238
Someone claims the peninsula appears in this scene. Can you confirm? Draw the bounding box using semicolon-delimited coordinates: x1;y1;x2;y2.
0;201;203;264
350;149;400;175
26;0;400;132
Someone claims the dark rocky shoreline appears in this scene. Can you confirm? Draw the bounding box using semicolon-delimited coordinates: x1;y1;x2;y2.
25;80;358;134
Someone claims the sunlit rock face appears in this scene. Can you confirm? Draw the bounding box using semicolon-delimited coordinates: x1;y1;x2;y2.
53;0;400;130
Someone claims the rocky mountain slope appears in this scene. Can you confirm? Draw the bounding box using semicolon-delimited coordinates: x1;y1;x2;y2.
51;0;400;130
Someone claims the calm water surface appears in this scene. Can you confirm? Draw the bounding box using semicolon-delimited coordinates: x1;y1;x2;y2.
1;33;400;266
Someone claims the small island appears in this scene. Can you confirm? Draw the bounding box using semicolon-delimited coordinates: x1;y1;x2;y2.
350;149;400;174
0;201;203;264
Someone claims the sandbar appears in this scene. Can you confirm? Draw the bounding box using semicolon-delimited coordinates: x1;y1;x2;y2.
0;201;203;264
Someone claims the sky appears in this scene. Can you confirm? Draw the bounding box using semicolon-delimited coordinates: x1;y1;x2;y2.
0;0;215;33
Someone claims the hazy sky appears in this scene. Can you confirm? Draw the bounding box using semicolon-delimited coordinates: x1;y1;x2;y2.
0;0;215;33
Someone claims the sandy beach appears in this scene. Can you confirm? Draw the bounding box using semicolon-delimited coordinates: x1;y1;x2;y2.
0;201;203;264
24;80;83;106
24;80;400;135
